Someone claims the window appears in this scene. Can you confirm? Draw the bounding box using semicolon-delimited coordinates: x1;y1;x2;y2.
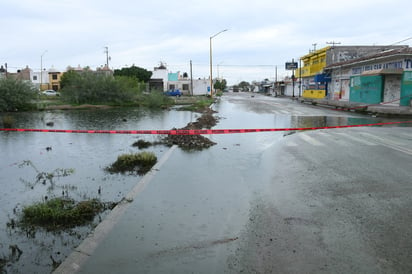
52;74;58;80
169;84;175;90
33;75;38;81
182;84;189;90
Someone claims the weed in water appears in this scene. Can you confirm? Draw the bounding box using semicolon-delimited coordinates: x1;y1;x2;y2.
2;115;14;128
20;197;111;230
132;139;152;149
106;151;157;175
18;160;74;190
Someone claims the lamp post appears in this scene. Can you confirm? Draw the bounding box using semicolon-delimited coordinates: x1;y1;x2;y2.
209;29;228;97
217;61;224;79
40;50;47;91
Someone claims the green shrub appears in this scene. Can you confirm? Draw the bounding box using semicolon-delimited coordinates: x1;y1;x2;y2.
60;71;145;105
142;91;173;108
0;78;37;111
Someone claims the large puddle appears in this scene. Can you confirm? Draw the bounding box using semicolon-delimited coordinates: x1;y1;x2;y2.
0;94;405;272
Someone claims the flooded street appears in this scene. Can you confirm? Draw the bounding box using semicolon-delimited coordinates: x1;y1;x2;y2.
2;93;412;273
0;108;194;273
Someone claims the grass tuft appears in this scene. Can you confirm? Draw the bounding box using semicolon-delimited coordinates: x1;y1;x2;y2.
106;152;157;175
20;197;109;229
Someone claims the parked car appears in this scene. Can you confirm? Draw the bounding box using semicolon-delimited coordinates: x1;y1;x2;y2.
41;90;60;96
164;89;182;97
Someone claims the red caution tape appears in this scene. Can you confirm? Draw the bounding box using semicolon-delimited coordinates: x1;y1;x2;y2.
1;121;411;135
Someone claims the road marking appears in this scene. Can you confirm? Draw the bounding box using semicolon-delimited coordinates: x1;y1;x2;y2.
298;133;325;146
286;141;298;147
335;132;378;146
361;132;404;146
360;132;412;155
397;132;412;140
277;110;290;115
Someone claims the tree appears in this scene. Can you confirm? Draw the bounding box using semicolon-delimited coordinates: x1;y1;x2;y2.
113;66;152;82
214;79;227;91
0;78;37;111
60;70;81;89
238;81;251;92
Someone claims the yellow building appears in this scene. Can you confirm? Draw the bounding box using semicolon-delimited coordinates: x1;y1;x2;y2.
293;45;407;99
48;69;62;91
295;46;330;99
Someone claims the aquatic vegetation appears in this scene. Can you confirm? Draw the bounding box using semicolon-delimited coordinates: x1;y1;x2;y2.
18;160;74;190
20;197;115;229
2;115;14;128
132;139;152;149
106;151;157;175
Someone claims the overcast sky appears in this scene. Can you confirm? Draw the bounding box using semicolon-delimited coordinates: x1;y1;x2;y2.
1;0;411;85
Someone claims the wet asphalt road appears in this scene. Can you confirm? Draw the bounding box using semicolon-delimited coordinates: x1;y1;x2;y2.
68;93;412;273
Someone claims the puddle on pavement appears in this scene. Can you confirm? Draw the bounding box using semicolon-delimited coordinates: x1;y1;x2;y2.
0;95;407;273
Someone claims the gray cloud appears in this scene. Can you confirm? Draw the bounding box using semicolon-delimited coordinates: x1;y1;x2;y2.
1;0;410;84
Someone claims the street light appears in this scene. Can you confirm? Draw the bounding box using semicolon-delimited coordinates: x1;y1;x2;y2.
40;50;47;91
209;29;228;97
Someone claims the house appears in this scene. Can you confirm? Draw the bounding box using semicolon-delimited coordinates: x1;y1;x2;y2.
149;64;168;91
31;68;50;90
48;67;62;91
324;46;412;106
149;64;210;96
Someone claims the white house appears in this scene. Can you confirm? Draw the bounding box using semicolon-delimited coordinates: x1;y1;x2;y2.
150;64;211;95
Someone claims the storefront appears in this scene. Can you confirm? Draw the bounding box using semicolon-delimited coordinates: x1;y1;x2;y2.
326;47;412;106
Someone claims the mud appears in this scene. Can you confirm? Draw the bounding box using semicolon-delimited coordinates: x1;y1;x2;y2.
163;108;218;150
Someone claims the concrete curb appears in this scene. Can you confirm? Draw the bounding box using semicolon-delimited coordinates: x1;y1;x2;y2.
53;145;178;274
297;97;412;116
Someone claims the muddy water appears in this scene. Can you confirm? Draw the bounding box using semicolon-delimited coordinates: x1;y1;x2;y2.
0;94;395;273
0;107;195;273
75;94;403;274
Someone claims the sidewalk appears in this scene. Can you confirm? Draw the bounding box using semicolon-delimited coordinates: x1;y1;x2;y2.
54;146;179;274
296;97;412;116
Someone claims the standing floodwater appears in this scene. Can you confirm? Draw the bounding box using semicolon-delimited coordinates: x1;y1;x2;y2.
0;107;196;273
1;93;404;273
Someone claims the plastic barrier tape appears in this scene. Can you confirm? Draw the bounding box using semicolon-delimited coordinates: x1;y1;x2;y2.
1;121;411;135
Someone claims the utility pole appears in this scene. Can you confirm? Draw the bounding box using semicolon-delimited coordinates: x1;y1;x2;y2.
104;46;109;68
274;66;277;96
299;58;302;97
209;29;228;97
40;50;47;91
312;43;317;52
292;58;295;98
190;60;193;96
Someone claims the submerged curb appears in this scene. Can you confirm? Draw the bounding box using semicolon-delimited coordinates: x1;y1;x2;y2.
54;145;178;274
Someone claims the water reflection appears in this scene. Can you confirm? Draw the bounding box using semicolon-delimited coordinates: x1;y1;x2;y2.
0;107;196;273
0;94;409;273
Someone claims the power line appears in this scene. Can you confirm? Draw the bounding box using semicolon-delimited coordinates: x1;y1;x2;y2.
390;36;412;45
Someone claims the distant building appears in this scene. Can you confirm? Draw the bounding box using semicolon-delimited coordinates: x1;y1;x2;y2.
150;64;168;91
293;45;407;99
325;46;412;106
48;67;62;91
149;64;210;95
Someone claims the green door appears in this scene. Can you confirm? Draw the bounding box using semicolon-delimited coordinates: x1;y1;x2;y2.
350;75;383;104
400;71;412;106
